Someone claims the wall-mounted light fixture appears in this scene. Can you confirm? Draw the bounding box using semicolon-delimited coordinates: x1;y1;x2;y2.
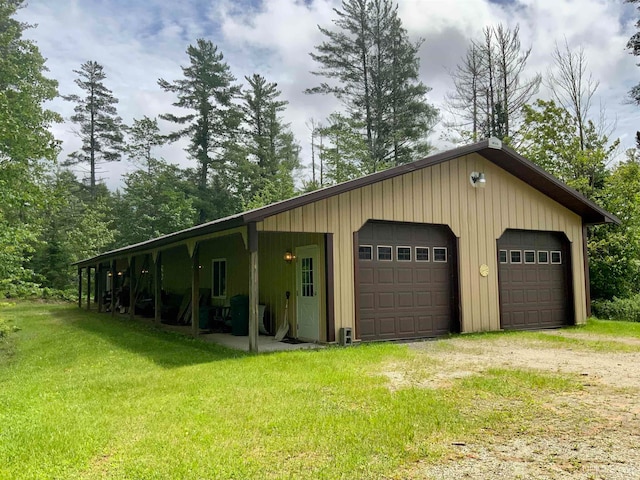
117;271;123;276
284;251;296;263
470;171;486;188
107;272;113;277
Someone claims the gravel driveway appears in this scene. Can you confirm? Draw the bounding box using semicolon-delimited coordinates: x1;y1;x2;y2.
388;331;640;480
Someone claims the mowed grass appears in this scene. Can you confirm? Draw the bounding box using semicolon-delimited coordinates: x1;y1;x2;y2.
0;303;590;479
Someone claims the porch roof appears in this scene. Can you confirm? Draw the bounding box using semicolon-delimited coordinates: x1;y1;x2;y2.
74;138;619;268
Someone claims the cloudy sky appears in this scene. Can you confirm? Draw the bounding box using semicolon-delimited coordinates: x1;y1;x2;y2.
17;0;640;189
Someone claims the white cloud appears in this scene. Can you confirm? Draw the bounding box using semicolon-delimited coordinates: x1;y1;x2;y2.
17;0;640;189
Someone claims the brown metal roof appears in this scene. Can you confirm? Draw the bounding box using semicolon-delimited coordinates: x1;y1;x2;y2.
74;138;619;267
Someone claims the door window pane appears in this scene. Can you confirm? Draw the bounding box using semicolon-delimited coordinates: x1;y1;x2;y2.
377;246;392;261
301;257;314;297
499;250;508;264
396;246;411;261
551;251;562;264
538;251;549;264
510;251;522;264
359;245;373;260
415;247;430;262
433;247;447;262
524;251;536;264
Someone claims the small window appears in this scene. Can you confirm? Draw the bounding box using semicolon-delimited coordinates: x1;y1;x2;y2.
212;259;227;298
499;250;508;264
358;245;372;260
415;247;430;262
538;251;549;264
524;250;536;264
551;251;562;264
510;250;522;264
377;246;392;261
397;246;411;261
433;247;447;262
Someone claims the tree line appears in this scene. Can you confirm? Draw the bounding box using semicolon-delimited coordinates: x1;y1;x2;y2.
1;0;640;304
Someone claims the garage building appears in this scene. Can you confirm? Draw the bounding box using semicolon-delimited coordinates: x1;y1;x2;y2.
75;138;618;351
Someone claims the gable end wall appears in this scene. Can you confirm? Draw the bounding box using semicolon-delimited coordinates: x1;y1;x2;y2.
258;153;586;335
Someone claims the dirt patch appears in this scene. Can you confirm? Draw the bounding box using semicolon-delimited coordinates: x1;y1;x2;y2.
390;332;640;479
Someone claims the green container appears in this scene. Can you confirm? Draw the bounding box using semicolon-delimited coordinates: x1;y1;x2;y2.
199;306;211;329
230;295;249;336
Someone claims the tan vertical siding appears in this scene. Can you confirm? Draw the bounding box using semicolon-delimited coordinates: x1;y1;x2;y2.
261;152;587;336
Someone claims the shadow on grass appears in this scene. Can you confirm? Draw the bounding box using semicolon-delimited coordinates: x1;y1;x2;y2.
51;307;249;368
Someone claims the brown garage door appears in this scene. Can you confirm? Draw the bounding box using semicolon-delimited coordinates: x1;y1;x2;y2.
497;229;573;330
356;221;458;341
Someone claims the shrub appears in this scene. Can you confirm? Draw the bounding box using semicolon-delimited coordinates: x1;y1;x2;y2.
0;317;19;338
0;280;76;302
592;294;640;322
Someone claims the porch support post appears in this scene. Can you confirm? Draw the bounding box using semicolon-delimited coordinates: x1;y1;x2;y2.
129;256;136;321
97;264;103;313
248;222;259;353
78;267;83;308
86;266;91;310
154;252;162;325
94;264;99;307
110;260;116;317
191;244;200;338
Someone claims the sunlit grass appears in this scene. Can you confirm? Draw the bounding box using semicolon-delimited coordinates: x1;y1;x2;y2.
0;302;589;479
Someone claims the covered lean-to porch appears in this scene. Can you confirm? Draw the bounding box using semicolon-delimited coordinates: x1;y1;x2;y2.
75;221;332;352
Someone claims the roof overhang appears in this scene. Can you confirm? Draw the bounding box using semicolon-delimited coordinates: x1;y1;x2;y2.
74;138;619;268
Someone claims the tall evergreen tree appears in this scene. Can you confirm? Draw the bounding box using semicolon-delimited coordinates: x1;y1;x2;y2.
125;116;166;174
63;60;124;199
626;0;640;106
307;0;437;172
158;39;242;223
238;74;300;204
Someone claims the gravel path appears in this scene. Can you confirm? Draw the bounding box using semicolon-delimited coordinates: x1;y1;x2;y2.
390;332;640;479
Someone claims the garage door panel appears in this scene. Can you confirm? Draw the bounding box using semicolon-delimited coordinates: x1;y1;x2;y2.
498;229;571;331
511;289;524;304
359;318;375;337
397;292;413;308
525;270;538;282
415;269;431;284
360;292;375;310
416;291;432;307
378;317;396;334
396;268;413;284
398;316;415;333
377;292;394;309
357;221;456;341
377;268;394;284
359;267;374;285
417;316;433;332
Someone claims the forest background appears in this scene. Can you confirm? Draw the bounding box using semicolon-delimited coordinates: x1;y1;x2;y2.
2;0;640;317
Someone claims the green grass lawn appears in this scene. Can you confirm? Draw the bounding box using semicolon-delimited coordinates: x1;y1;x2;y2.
0;302;614;479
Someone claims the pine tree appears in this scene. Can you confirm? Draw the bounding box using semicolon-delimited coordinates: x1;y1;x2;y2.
627;0;640;105
63;61;124;199
125;116;166;174
239;74;300;202
307;0;437;172
158;39;242;223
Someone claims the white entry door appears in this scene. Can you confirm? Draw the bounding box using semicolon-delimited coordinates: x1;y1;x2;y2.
296;245;320;341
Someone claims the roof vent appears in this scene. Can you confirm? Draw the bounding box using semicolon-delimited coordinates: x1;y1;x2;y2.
488;137;502;149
